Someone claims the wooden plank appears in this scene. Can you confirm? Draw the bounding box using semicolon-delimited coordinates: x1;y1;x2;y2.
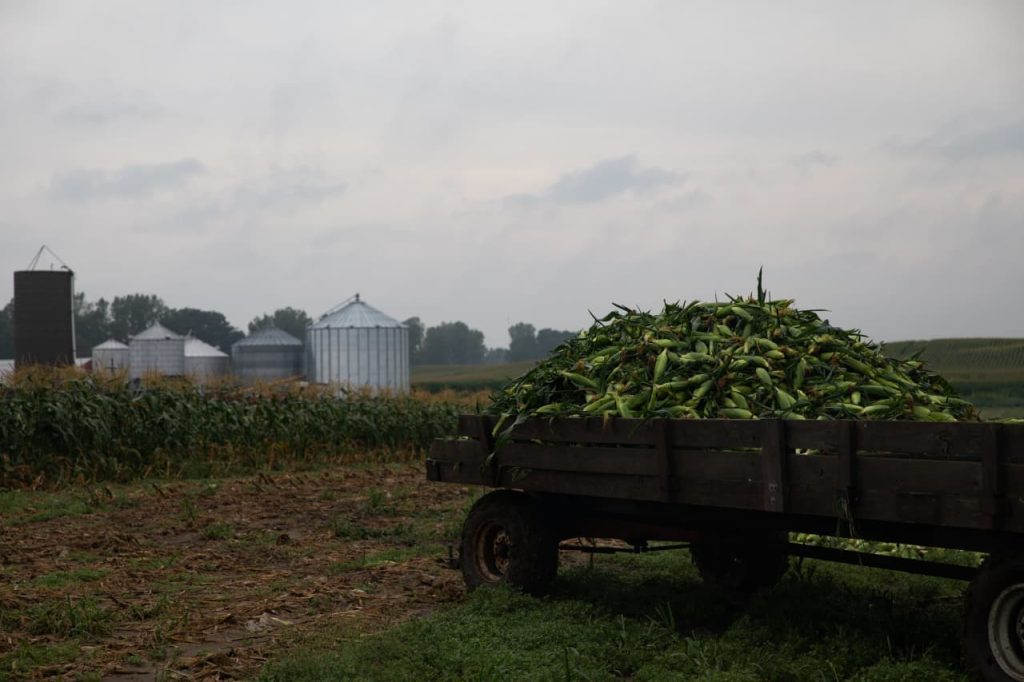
431;440;489;464
672;450;760;482
858;457;981;496
495;469;662;502
836;421;858;532
785;421;840;451
761;420;788;512
788;455;840;516
854;490;983;529
656;419;675;503
425;459;489;486
854;421;993;459
668;420;763;450
981;423;1005;529
673;478;763;510
457;414;494;439
497;443;661;476
1006;425;1024;461
507;417;658;446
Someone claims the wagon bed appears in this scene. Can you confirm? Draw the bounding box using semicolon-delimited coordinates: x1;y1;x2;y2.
427;415;1024;681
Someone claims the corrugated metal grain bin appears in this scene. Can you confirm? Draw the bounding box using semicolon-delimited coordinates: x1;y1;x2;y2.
92;338;129;373
13;270;76;367
231;327;304;384
307;295;409;392
184;336;229;383
129;322;185;379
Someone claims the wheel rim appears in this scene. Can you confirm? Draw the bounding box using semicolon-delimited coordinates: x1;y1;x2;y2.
988;584;1024;680
474;522;513;582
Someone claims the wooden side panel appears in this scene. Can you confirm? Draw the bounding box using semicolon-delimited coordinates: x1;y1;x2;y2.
498;443;661;476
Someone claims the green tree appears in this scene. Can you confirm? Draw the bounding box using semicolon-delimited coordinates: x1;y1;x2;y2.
74;293;111;356
248;307;312;342
507;322;538;362
403;317;424;365
418;321;486;365
536;328;576;357
110;294;167;340
165;307;245;352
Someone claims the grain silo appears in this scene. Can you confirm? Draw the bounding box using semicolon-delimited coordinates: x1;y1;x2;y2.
184;336;229;383
231;327;304;384
307;294;409;392
13;269;76;367
129;322;185;379
92;339;129;374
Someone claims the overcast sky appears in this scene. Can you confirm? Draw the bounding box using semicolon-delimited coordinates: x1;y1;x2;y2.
1;0;1022;348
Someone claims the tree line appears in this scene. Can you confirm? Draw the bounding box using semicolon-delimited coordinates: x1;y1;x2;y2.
0;292;576;365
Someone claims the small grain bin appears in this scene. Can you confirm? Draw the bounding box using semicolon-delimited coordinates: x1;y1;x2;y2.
92;338;129;374
231;327;304;384
184;336;229;383
307;295;409;392
129;322;185;379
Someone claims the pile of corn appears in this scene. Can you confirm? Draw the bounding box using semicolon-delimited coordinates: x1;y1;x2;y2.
488;282;978;423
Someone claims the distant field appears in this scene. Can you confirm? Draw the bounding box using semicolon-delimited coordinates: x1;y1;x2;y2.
881;338;1024;408
411;361;535;392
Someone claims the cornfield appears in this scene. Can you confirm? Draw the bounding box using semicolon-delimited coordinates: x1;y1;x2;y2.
0;368;460;487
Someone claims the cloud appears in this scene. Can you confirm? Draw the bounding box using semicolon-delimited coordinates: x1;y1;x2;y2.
234;167;347;209
790;150;839;171
50;158;205;202
887;120;1024;161
506;156;681;207
150;167;347;233
56;99;161;127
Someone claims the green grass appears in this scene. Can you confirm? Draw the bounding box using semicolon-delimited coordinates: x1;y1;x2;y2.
260;551;969;681
0;640;82;679
411;361;536;392
32;568;108;588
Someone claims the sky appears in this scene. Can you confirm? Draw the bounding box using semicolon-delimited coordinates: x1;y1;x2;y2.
1;0;1022;349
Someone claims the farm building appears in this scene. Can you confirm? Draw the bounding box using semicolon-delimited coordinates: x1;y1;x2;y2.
184;336;229;383
129;321;185;379
92;338;130;373
232;327;304;384
307;294;409;392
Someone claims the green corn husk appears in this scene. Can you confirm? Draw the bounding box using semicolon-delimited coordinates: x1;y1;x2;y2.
487;275;980;425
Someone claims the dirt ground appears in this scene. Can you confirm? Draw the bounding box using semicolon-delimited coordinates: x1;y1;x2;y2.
0;460;476;680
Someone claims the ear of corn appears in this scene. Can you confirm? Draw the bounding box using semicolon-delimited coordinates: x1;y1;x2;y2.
487;276;979;425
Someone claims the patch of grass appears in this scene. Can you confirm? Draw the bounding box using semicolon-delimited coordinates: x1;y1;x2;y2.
327;546;437;574
356;487;402;516
0;640;81;678
318;489;337;502
0;489;99;526
201;521;234;540
262;550;970;681
33;568;109;588
25;596;111;638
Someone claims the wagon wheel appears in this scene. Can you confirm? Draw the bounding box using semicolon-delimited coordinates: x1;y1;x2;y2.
964;554;1024;681
460;490;558;596
689;532;789;594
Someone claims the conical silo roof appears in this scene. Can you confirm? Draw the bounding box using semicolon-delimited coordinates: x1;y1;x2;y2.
132;321;184;341
312;297;404;329
94;338;129;350
185;336;228;358
234;327;303;348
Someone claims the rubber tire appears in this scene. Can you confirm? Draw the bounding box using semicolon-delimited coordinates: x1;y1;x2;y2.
964;554;1024;681
690;533;789;594
460;490;558;596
